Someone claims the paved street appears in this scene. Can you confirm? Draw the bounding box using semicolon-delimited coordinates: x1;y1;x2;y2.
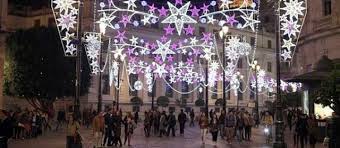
7;123;324;148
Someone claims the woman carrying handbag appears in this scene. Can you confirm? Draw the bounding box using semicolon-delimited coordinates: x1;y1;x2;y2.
66;115;81;148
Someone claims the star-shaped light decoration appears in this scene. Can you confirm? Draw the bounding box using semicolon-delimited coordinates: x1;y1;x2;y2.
152;40;176;62
162;2;197;35
219;0;233;10
241;12;260;32
281;50;292;61
96;12;116;30
154;63;168;77
281;19;301;37
281;0;306;19
57;13;77;30
123;0;137;10
112;46;126;61
52;0;77;13
282;38;296;50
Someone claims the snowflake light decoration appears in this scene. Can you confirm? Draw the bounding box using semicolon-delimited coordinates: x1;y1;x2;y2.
52;0;80;56
280;0;307;61
84;32;102;75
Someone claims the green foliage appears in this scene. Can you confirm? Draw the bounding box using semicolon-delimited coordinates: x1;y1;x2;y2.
4;27;91;111
157;96;169;107
130;96;143;106
215;98;224;106
195;99;205;107
176;97;187;108
314;71;340;115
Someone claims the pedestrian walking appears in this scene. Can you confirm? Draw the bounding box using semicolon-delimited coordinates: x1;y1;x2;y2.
189;109;195;127
199;112;209;144
167;111;176;137
244;112;253;141
308;114;318;148
219;110;226;139
144;111;151;137
210;115;219;147
124;113;136;146
159;111;168;137
178;109;187;136
66;115;81;148
236;112;245;142
92;112;104;148
225;111;236;144
296;114;309;148
103;109;114;146
112;111;123;147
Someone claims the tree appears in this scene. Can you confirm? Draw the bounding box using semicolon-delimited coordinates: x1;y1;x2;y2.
195;99;205;107
130;96;143;106
215;98;224;107
314;71;340;115
157;96;169;108
4;27;91;113
176;97;187;108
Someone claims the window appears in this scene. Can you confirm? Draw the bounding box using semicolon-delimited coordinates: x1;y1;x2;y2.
165;76;173;97
237;82;243;100
102;75;110;94
324;0;332;16
212;83;218;99
48;17;55;27
181;82;189;98
237;59;243;68
129;74;138;96
249;82;255;100
323;49;329;56
267;62;272;72
34;19;40;27
250;37;255;46
267;40;272;48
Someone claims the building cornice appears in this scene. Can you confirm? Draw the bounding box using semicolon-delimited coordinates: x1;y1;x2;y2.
298;25;340;46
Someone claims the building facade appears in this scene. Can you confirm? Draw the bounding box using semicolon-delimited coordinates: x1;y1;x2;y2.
284;0;340;114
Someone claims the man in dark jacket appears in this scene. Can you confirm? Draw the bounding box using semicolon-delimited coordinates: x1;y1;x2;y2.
167;111;176;137
103;110;114;146
0;112;13;148
178;109;187;135
296;114;308;148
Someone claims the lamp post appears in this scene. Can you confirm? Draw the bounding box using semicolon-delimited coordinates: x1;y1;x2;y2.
219;26;229;112
97;22;106;112
205;60;209;117
151;72;155;110
251;60;260;123
235;72;244;110
273;0;286;147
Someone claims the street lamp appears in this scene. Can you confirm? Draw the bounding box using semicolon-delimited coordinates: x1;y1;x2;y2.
250;60;261;124
219;26;229;112
96;22;106;112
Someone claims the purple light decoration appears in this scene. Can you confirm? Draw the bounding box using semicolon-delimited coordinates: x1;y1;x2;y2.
226;14;239;26
167;56;174;62
115;30;127;43
158;6;168;17
155;55;163;64
150;43;157;50
164;25;175;36
161;36;168;43
175;0;183;6
119;15;130;27
186;58;193;65
127;47;134;55
201;4;209;13
184;25;194;35
193;48;200;56
201;32;212;44
190;6;200;17
171;43;177;50
148;4;157;13
107;0;114;8
129;56;137;64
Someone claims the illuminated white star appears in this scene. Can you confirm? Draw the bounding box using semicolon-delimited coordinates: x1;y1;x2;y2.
141;16;151;25
210;61;220;71
52;0;77;13
281;19;301;37
129;36;139;45
112;46;126;61
241;12;260;32
207;15;216;24
281;0;305;19
282;38;295;50
57;12;77;30
152;40;175;62
281;50;292;61
162;2;197;35
96;12;116;30
190;37;198;45
154;64;168;77
219;0;233;10
123;0;137;10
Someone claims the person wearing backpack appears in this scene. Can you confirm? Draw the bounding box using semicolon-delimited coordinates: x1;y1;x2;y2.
225;111;236;144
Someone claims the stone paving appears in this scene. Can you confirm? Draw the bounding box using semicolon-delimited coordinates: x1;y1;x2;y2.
8;123;323;148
